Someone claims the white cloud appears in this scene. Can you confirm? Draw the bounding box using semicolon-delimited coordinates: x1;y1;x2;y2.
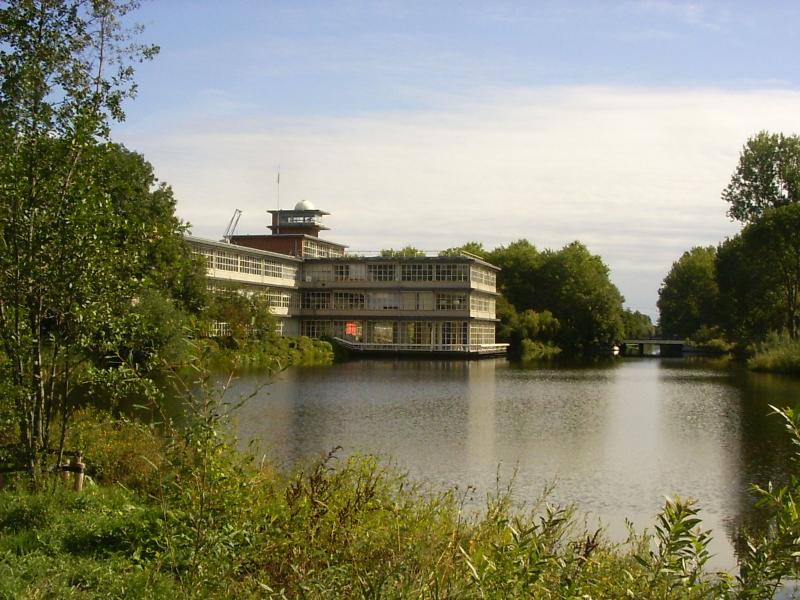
118;85;800;318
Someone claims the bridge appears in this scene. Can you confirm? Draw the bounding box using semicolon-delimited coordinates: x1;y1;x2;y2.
621;339;688;357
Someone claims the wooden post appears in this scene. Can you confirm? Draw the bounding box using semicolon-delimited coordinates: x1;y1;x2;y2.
71;452;85;493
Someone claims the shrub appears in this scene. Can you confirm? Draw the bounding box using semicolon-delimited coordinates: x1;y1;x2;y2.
748;331;800;375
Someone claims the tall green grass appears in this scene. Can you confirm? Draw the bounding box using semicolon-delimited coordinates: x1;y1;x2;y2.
749;332;800;375
2;379;800;597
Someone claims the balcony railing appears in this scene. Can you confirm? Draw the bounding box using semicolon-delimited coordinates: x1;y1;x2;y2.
331;338;508;355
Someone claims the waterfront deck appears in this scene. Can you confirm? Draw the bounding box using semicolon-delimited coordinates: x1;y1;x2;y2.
331;337;508;358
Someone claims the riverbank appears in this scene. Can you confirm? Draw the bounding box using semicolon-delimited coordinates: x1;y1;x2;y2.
0;404;792;599
4;381;800;598
199;334;334;370
748;333;800;376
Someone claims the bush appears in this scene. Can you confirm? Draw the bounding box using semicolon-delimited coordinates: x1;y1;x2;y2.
66;408;165;494
748;331;800;375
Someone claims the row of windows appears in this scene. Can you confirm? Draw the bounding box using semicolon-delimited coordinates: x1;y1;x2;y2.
471;266;497;287
304;239;345;258
469;323;496;345
307;262;472;283
268;290;292;308
192;247;297;280
470;296;496;314
435;293;467;310
300;291;477;312
300;320;477;346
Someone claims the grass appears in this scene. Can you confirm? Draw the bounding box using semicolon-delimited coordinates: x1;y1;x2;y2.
2;378;800;597
749;332;800;375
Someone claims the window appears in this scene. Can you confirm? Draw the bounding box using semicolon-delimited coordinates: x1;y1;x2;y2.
367;292;400;310
401;263;433;281
262;260;282;278
470;295;495;314
334;264;350;281
333;291;366;310
440;321;468;345
302;320;332;337
214;251;238;272
435;263;469;281
282;264;298;280
268;290;291;308
436;293;467;311
469;323;495;345
368;264;395;281
471;266;497;288
301;291;331;309
193;248;214;269
240;255;262;275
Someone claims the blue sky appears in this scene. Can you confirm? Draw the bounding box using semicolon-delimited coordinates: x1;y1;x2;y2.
114;1;800;318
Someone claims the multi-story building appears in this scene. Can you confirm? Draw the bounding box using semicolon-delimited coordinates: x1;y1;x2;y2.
185;201;507;356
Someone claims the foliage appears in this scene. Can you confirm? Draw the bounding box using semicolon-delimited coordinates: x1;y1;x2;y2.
203;289;277;342
65;407;165;494
723;131;800;223
6;394;800;597
736;406;800;596
622;308;656;339
687;325;733;355
0;0;158;483
534;242;625;353
486;239;542;312
379;245;426;257
204;334;335;371
658;246;719;339
747;331;800;375
439;241;488;258
490;240;624;354
716;204;800;347
95;143;208;314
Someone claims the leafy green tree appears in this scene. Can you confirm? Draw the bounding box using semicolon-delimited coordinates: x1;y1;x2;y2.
622;309;655;339
486;239;542;312
723;131;800;223
534;242;625;353
489;240;623;353
717;204;800;343
715;235;774;346
96;144;207;314
0;0;157;482
657;247;719;338
380;246;426;257
203;290;276;344
439;241;487;258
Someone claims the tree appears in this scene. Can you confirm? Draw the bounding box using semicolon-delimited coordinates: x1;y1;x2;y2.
657;247;719;338
716;205;800;343
95;143;207;313
622;309;655;339
439;241;487;258
723;131;800;223
485;239;542;312
0;0;157;483
534;242;625;353
380;246;426;257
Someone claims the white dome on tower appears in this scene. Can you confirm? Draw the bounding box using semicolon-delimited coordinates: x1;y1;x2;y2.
294;199;315;210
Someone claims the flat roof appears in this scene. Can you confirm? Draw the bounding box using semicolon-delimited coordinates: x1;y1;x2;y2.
305;255;500;271
230;234;348;249
184;235;303;262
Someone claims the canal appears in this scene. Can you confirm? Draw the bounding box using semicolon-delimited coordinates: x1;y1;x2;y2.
225;357;800;572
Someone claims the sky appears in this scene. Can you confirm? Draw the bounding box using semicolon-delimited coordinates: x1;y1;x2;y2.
113;1;800;319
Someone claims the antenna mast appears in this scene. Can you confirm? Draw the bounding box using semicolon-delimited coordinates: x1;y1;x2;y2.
276;166;281;234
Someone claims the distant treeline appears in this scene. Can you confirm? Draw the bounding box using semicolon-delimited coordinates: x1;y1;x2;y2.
658;131;800;372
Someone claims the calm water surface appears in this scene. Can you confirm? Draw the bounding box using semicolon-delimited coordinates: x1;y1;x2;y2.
228;357;800;571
